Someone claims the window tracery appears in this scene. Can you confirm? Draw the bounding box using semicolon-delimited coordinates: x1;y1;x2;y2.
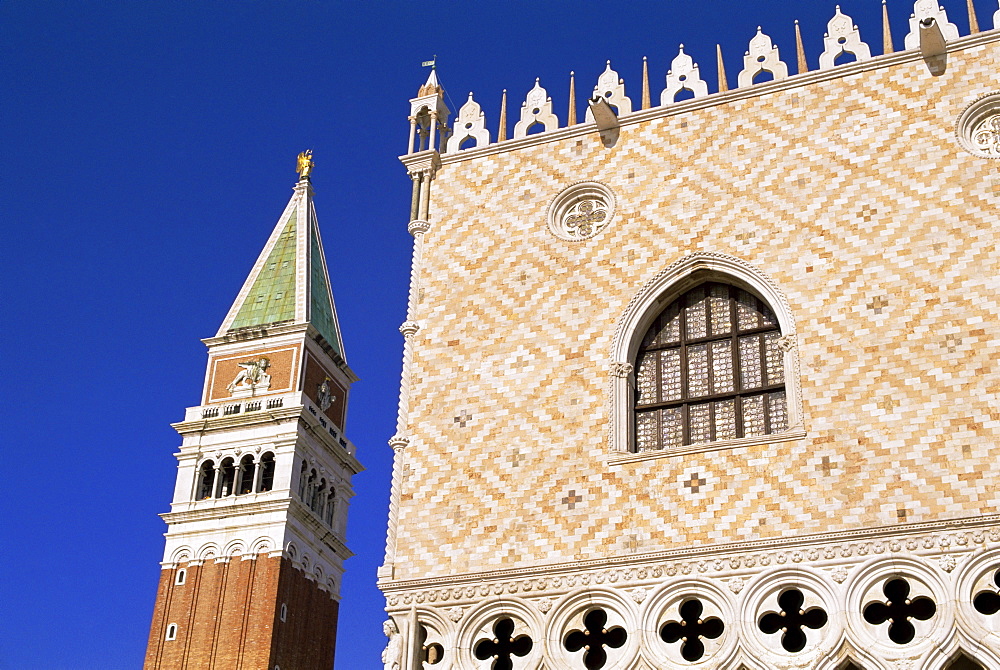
634;282;787;451
547;182;616;241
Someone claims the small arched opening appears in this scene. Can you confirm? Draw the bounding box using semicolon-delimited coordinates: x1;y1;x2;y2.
324;488;336;526
296;460;308;499
258;452;275;492
217;458;236;497
311;478;327;515
237;454;255;495
196;460;215;500
943;654;986;670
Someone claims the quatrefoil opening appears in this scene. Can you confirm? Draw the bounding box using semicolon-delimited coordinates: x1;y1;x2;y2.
758;588;828;653
862;578;936;645
564;608;627;670
973;568;1000;615
660;598;725;661
474;617;532;670
547;182;616;241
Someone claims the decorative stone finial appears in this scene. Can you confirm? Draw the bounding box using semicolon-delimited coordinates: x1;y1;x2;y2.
513;79;559;139
662;44;707;105
447;92;489;152
738;27;788;87
794;20;809;74
883;0;895;54
966;0;980;33
586;61;632;123
716;44;729;92
904;0;959;50
498;89;508;141
296;150;314;179
568;71;577;125
819;6;871;69
641;57;650;110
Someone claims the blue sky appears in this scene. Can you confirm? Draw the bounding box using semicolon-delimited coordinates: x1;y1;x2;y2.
2;1;994;667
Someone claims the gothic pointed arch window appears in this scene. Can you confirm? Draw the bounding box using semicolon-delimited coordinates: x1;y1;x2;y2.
633;281;788;451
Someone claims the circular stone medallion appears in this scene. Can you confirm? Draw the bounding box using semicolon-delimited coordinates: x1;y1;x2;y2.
547;182;617;241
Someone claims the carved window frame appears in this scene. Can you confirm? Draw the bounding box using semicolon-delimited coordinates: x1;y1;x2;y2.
608;253;804;459
547;181;616;241
956;92;1000;160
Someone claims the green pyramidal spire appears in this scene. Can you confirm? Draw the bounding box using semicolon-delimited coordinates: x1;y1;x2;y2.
217;170;345;359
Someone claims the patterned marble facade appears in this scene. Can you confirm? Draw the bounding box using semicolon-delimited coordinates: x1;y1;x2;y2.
380;5;1000;669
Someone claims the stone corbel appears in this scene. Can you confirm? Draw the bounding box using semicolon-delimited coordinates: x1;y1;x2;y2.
407;219;430;237
400;150;442;180
399;321;420;339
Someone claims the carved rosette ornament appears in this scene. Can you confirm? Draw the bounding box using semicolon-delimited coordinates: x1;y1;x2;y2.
972;115;1000;157
548;182;616;241
957;93;1000;159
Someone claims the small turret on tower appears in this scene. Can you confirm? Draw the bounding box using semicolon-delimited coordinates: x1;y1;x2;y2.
407;64;451;155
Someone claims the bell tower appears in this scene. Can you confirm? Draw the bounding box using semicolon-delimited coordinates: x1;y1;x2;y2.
144;153;362;670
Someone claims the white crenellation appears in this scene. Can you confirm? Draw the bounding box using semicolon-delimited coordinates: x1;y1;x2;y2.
433;5;989;147
904;0;960;49
661;45;708;105
819;6;872;69
447;93;490;153
513;79;559;139
585;61;632;122
738;27;789;87
995;1;1000;29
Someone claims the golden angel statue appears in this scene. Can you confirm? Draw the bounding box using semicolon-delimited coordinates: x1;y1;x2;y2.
296;150;314;178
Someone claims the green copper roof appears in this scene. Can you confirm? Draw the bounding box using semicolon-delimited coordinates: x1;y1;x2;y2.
309;217;342;356
230;211;298;329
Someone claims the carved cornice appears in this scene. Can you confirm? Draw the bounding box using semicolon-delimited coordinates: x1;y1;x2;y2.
399;149;441;178
201;321;309;347
379;514;1000;598
162;498;293;526
171;404;303;435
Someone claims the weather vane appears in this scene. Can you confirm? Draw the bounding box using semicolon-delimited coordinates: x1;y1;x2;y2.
421;55;437;70
296;150;314;179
